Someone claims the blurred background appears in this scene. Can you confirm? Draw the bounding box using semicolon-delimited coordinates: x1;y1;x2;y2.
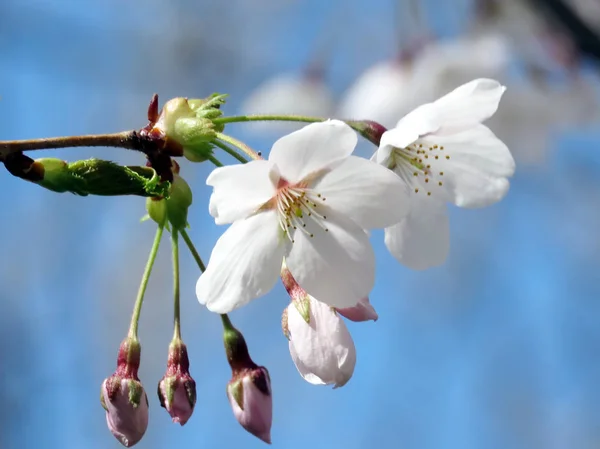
1;0;600;448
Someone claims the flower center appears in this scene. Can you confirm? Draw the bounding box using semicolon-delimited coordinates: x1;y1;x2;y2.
273;178;328;243
391;140;451;197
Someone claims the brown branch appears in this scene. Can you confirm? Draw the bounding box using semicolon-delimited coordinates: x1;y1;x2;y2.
0;131;149;160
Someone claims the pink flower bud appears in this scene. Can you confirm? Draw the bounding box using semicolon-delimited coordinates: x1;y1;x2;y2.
101;376;149;447
336;297;379;322
158;340;196;425
222;315;273;443
227;367;273;444
286;295;356;388
100;338;149;447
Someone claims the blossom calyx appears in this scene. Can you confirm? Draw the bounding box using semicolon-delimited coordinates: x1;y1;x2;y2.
153;94;226;163
345;120;388;146
281;265;311;324
157;339;196;425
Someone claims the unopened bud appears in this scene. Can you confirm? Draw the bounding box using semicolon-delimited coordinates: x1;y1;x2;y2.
100;338;149;447
145;197;167;226
227;367;272;445
157;340;196;425
222;315;273;443
165;174;193;230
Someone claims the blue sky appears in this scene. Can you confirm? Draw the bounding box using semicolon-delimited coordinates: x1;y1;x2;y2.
2;1;600;448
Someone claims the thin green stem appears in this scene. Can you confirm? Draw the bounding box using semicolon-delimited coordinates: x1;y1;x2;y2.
129;225;165;338
206;153;225;167
212;139;250;164
171;230;181;340
220;313;234;331
214;114;325;126
214;132;261;161
180;227;232;336
213;115;381;145
180;228;206;272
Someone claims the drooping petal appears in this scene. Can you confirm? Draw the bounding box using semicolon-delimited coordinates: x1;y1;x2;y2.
268;120;358;183
287;297;356;388
337;297;378;322
196;211;286;313
432;78;506;133
206;160;279;225
285;209;375;309
313;156;409;229
384;196;450;270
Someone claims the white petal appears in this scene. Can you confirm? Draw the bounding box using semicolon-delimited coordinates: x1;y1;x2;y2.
206;161;279;225
196;211;286;313
313;156;409;228
287;297;356;388
418;125;515;208
432;78;506;133
285;209;375;308
268;120;357;183
336;297;378;322
376;103;440;165
384;197;450;270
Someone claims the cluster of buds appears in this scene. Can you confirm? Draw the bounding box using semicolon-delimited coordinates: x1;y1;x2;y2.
101;336;197;447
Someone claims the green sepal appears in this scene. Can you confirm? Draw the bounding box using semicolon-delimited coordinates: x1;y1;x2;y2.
293;295;311;324
127;379;144;408
228;379;244;410
100;386;108;411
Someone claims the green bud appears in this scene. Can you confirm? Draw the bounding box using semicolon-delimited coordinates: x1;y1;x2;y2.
166;174;193;230
183;142;214;163
156;98;195;138
146;197;167;226
292;295;311;324
173;118;216;163
33;158;170;197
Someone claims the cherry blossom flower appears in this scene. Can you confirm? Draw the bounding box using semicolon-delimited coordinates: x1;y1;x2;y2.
374;78;515;269
197;120;408;313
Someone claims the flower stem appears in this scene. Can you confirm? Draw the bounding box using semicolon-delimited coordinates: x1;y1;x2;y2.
0;131;147;160
180;227;233;337
206;153;225;167
212;139;250;164
129;225;165;338
171;230;182;340
214;115;386;146
214;132;262;161
180;228;206;272
220;313;235;331
214;114;325;126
